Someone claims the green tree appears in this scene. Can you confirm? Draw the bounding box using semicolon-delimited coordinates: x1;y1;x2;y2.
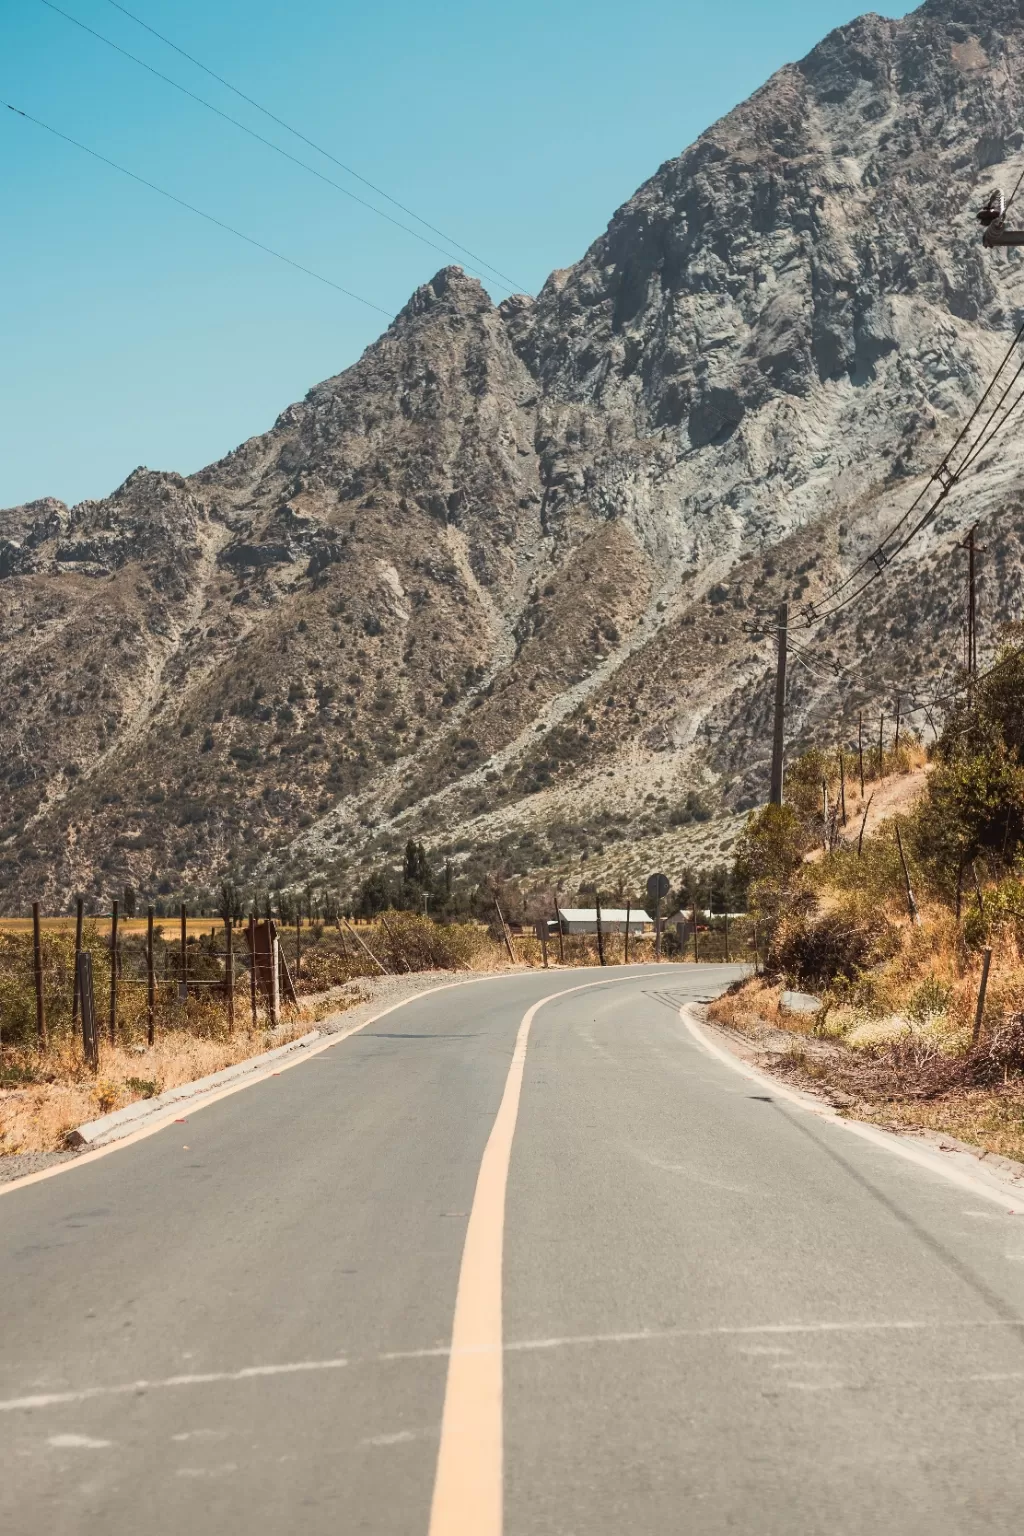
734;804;805;888
357;869;392;919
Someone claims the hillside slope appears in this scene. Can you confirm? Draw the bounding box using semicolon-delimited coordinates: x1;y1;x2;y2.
4;0;1024;909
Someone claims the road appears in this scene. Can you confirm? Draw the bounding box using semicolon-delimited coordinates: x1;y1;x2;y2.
3;964;1024;1534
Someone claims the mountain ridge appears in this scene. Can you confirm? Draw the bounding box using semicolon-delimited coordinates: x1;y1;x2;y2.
5;0;1024;910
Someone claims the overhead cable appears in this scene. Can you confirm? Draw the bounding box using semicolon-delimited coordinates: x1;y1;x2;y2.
745;314;1024;637
2;101;393;316
97;0;525;293
36;0;518;296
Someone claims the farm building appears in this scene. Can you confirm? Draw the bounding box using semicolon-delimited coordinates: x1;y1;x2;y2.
557;908;654;935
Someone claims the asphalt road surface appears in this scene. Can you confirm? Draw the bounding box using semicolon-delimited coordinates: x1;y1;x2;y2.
3;964;1024;1535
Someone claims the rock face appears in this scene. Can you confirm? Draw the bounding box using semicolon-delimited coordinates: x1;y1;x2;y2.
5;0;1024;908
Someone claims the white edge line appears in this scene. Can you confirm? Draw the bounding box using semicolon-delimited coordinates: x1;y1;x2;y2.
679;1004;1024;1216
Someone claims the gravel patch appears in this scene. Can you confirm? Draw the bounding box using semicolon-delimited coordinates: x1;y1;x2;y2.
0;1149;79;1185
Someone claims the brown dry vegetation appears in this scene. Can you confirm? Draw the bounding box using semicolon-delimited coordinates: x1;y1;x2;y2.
712;793;1024;1163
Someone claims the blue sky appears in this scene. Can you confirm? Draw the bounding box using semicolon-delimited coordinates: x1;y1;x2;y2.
1;0;913;508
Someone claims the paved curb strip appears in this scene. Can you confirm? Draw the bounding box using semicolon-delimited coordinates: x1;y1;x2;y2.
67;1031;323;1148
681;1005;1024;1216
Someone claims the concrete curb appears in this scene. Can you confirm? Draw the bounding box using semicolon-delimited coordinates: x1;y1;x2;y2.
66;1030;322;1148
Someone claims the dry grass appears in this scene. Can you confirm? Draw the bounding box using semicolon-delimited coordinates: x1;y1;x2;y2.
0;1017;318;1155
709;973;1024;1168
856;1085;1024;1164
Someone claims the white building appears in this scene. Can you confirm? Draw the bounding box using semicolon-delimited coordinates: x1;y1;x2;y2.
557;908;654;935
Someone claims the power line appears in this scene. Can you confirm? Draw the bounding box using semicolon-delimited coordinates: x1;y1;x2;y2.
747;314;1024;637
97;0;526;294
2;101;393;316
35;0;518;296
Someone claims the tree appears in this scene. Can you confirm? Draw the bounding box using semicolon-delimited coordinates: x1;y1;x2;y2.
403;840;431;888
357;868;392;919
122;884;137;919
218;879;243;926
733;803;806;917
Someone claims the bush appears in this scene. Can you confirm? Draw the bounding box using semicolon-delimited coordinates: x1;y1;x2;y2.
374;912;492;971
769;907;900;989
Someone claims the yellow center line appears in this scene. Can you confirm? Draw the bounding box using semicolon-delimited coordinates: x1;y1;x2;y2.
427;974;645;1536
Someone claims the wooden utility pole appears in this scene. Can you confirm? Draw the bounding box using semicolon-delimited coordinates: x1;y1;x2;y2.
894;694;902;754
964;526;978;682
769;601;788;806
31;902;47;1048
858;712;865;797
71;896;84;1028
838;751;847;826
595;894;606;966
146;906;156;1046
878;712;885;778
180;903;188;1001
108;899;119;1044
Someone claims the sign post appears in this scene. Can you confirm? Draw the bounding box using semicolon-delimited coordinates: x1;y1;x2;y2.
646;874;671;963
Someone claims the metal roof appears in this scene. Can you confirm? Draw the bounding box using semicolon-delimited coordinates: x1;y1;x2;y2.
558;909;653;923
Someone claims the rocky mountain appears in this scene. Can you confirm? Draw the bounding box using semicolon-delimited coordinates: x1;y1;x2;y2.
5;0;1024;912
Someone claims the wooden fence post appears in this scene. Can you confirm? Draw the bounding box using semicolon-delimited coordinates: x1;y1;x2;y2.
724;909;730;964
249;915;258;1027
108;899;119;1044
340;918;389;975
180;903;188;1001
147;906;156;1046
32;902;47;1048
858;711;865;797
595;895;606;966
972;948;993;1047
552;896;565;964
225;918;235;1031
78;951;98;1070
894;824;920;924
692;896;699;964
270;929;281;1027
624;901;631;965
71;896;84;1028
495;902;517;964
